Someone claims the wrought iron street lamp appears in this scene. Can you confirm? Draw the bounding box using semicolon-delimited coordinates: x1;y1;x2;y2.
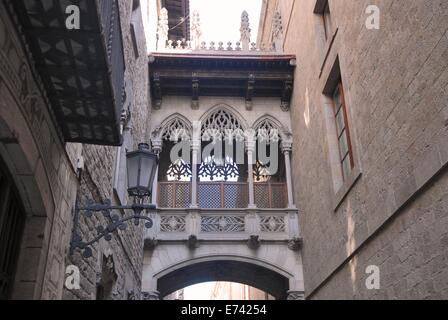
70;143;158;259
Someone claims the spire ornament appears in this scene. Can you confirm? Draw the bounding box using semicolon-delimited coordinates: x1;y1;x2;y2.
272;11;283;53
240;11;251;51
191;10;202;50
157;8;169;50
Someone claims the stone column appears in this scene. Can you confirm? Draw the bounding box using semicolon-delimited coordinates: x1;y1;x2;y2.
281;141;295;209
190;141;200;208
246;136;256;209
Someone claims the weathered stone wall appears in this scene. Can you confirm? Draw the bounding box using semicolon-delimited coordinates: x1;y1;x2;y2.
63;0;150;300
0;0;150;299
258;0;448;299
0;0;78;299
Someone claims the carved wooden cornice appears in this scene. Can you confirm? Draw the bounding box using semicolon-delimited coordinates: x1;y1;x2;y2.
149;53;296;111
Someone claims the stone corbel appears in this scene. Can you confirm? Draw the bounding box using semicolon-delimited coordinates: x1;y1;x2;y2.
144;238;159;249
192;73;200;110
152;73;162;110
187;234;199;249
287;237;303;251
281;78;293;112
247;235;261;250
245;74;255;110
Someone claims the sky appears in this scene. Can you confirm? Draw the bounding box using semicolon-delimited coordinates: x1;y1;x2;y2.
184;282;217;300
190;0;262;44
142;0;262;52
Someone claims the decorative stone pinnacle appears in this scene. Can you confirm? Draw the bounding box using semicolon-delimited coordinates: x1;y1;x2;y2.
272;11;284;53
240;10;251;51
157;8;169;50
191;10;202;49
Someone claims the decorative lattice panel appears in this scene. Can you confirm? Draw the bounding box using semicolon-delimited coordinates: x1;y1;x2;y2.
271;184;288;208
160;215;186;232
254;184;270;208
254;183;287;208
198;183;222;208
174;183;191;208
223;184;248;208
201;216;245;233
158;183;174;208
158;183;190;208
260;216;286;233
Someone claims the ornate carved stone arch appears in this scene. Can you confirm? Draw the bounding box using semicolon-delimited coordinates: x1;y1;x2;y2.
151;114;192;144
200;104;249;131
252;115;292;143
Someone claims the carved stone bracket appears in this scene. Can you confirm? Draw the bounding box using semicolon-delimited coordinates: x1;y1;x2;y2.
247;235;261;250
152;73;162;109
246;74;255;110
288;237;303;251
281;79;293;111
187;234;199;249
144;238;159;249
192;73;200;110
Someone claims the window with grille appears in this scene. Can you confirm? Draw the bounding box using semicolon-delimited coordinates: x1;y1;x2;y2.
0;160;26;300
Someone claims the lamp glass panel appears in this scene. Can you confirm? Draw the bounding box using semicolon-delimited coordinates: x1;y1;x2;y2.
127;154;140;190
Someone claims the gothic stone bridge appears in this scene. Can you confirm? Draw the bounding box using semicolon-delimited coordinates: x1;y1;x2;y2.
140;47;305;299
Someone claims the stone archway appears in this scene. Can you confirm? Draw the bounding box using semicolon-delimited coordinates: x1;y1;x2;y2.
142;241;305;301
157;259;290;300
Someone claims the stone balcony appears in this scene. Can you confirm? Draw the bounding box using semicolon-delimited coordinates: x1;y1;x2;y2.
145;181;300;244
145;207;301;243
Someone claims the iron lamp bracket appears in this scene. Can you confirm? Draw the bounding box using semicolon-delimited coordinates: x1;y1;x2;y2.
70;199;156;259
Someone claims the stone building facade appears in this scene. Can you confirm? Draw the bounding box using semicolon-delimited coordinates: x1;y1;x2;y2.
0;0;150;300
258;0;448;299
1;0;448;301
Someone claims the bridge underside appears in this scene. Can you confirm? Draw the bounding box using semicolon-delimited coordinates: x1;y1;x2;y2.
142;242;305;300
158;260;289;299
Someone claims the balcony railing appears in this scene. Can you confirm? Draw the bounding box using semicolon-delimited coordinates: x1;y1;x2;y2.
254;183;288;209
145;208;301;242
157;182;287;209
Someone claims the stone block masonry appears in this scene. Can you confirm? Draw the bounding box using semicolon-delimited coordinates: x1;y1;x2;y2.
257;0;448;299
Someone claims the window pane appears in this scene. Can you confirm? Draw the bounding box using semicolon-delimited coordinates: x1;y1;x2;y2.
335;108;346;136
333;86;341;110
342;156;352;179
338;131;349;158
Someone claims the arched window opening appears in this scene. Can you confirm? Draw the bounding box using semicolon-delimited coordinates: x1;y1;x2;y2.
253;119;286;183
